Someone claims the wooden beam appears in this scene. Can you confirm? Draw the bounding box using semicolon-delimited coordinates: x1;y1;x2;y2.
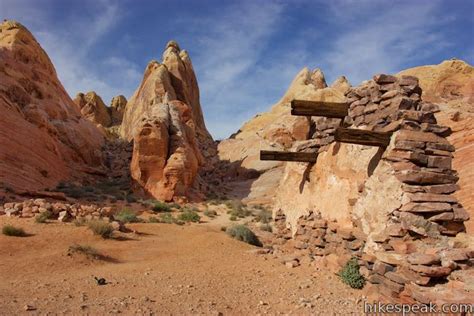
335;128;391;147
260;150;317;163
291;100;348;118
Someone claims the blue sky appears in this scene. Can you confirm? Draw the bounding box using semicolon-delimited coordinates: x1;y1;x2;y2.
2;0;473;139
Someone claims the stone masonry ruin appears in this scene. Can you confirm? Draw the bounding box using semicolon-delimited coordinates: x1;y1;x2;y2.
266;74;472;304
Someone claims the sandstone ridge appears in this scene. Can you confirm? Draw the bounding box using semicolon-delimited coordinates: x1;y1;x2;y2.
0;20;104;193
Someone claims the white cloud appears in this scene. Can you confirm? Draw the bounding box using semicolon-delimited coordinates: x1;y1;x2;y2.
322;0;450;85
2;0;141;103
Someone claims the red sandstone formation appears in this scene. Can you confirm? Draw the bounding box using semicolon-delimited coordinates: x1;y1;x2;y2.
0;20;104;194
121;41;215;201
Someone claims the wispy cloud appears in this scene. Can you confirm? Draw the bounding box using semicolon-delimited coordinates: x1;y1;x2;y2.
2;0;141;103
322;0;451;84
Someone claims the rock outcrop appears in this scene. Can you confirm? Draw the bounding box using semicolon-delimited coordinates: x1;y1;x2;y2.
271;73;472;305
110;95;126;125
73;91;112;127
217;68;350;204
398;59;474;233
0;20;104;194
121;41;213;201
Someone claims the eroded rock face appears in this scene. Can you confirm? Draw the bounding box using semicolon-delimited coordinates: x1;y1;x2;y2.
121;42;211;201
0;20;104;193
217;68;349;204
74;91;111;127
110;95;126;125
398;59;474;233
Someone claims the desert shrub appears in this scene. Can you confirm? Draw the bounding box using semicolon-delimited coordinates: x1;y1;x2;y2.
35;210;53;223
220;226;227;232
2;225;26;237
168;203;181;210
178;210;201;223
87;220;114;239
204;209;217;218
114;208;139;223
73;217;88;226
159;213;175;224
226;200;251;218
149;216;159;223
255;209;272;224
229;215;237;221
260;223;272;232
152;201;171;213
68;244;100;259
175;220;185;225
339;257;365;289
226;225;262;247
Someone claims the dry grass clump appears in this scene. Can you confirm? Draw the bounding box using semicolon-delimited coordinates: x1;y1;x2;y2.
87;220;114;239
68;244;101;259
35;210;53;223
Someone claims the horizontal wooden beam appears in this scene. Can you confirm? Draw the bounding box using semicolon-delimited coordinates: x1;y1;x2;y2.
260;150;317;163
335;128;391;147
291;100;349;118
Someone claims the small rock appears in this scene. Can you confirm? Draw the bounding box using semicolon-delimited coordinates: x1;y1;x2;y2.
24;305;36;311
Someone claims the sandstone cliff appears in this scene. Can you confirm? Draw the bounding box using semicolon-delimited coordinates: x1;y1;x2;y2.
398;59;474;233
0;20;104;194
217;68;350;204
120;41;214;201
110;95;126;125
73;91;111;127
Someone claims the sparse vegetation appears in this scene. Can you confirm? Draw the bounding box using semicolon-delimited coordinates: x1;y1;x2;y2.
168;203;181;210
255;209;272;224
159;213;175;224
149;216;159;223
152;201;171;212
35;210;53;223
114;208;140;223
68;244;101;259
229;215;237;221
87;220;114;239
2;225;26;237
339;257;365;289
73;217;88;226
204;209;217;218
178;210;201;223
226;200;251;218
226;225;262;247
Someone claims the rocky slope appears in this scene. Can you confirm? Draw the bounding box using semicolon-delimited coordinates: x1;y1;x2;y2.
398;59;474;233
0;20;104;194
217;68;350;204
73;91;111;127
110;95;126;125
120;41;214;201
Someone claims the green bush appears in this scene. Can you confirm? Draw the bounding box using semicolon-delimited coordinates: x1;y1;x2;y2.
87;220;114;239
35;210;53;223
159;213;175;224
114;208;139;223
168;203;181;210
178;210;201;223
152;201;171;212
204;210;217;218
339;257;365;289
2;225;26;237
226;225;262;247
